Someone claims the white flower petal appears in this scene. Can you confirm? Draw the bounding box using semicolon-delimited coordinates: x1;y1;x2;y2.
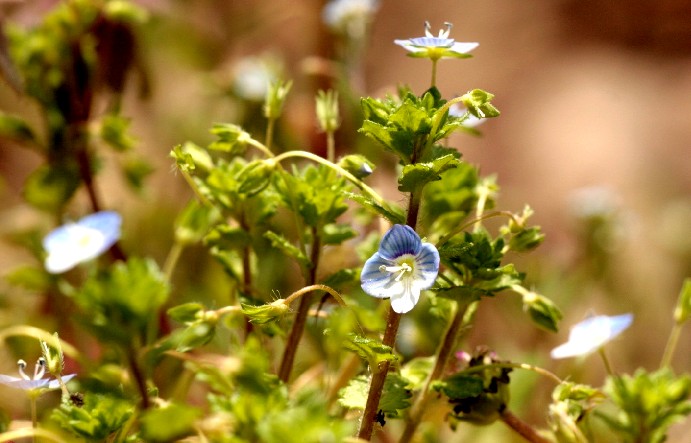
551;313;633;359
390;281;419;314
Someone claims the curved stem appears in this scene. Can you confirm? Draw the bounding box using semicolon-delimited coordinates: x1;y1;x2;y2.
273;150;387;208
660;322;683;369
598;347;615;376
264;117;276;153
458;362;563;385
162;241;184;282
436;211;519;246
283;284;347;307
500;408;552;443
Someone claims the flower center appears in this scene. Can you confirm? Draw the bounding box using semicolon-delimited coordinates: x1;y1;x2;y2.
379;260;413;282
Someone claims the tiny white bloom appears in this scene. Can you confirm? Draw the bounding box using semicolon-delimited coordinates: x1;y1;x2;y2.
551;313;633;359
449;103;485;128
394;21;479;60
360;224;439;314
43;211;122;274
323;0;379;38
0;358;76;392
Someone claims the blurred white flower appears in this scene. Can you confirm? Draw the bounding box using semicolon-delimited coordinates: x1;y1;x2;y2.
449;103;484;128
551;313;633;359
322;0;379;39
232;57;278;101
43;211;122;274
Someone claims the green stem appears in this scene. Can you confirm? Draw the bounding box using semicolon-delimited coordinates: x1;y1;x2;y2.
660;321;683;369
430;59;438;88
326;130;336;163
598;347;615;376
265;117;276;152
500;408;552;443
457;362;562;385
162;241;184;282
30;395;37;443
436;211;518;246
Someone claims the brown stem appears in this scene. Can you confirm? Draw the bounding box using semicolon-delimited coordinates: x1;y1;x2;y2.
500;409;551;443
126;347;150;409
357;305;402;440
278;229;321;382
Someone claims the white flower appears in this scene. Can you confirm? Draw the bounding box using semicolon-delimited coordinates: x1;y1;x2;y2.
449;103;485;128
551;313;633;359
43;211;122;274
360;224;440;314
394;21;478;61
322;0;379;38
0;358;75;392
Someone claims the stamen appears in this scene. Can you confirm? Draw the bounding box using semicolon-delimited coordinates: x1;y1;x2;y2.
378;263;413;281
442;22;453;38
34;357;46;380
424;21;432;37
17;359;30;380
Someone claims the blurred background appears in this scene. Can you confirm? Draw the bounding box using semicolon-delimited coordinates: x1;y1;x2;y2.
1;0;690;441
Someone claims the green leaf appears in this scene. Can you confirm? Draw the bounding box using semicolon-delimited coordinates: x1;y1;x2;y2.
522;291;562;332
208;123;252;155
461;89;500;119
242;300;290;324
23;164;81;212
121;156;153;191
338;373;412;417
507;226;545;252
343;333;397;371
321;223;356;245
167;302;206;324
435;374;485;400
263;230;310;269
174;200;219;245
237;159;277;196
4;265;51;291
52;394;135;440
673;278;691;324
204;223;252;251
0;112;37;144
170;142;214;173
140;403;201;442
398;154;461;192
345;191;405;225
100;114;135;151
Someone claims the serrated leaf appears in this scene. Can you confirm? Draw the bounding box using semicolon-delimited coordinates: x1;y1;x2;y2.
345;191;405;224
398;154;461;192
263;230;310;269
23;164;81;212
435;374;485;400
338;373;412;417
321;223;356;245
343;333;397;371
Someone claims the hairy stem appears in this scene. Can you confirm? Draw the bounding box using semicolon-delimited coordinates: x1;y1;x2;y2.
278;229;322;382
357;305;402;440
660;321;683;369
500;408;552;443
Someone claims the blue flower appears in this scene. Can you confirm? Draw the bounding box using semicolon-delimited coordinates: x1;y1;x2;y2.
360;224;440;314
0;358;76;392
394;21;478;61
43;211;122;274
551;313;633;359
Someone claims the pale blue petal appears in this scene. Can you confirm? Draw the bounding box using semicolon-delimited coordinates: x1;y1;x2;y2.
360;253;403;299
409;36;454;48
78;211;122;249
413;243;440;288
551;313;633;359
378;224;421;260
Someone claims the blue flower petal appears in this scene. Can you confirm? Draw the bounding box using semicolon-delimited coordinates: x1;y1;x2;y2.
551;313;633;359
78;211;122;247
413;243;440;288
378;224;421;260
409;36;454;48
360;252;403;299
